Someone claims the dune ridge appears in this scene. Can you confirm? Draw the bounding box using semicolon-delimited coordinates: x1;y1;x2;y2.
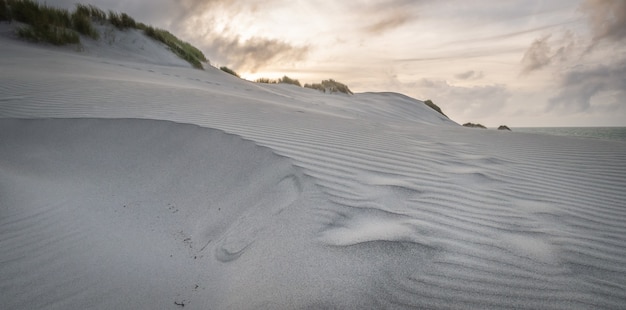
1;31;626;308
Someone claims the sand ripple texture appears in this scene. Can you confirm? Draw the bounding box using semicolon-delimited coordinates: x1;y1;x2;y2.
2;36;626;309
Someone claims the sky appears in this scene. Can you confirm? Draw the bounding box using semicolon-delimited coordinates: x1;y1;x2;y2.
45;0;625;127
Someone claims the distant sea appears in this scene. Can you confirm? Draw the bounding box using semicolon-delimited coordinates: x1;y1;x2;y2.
514;127;626;142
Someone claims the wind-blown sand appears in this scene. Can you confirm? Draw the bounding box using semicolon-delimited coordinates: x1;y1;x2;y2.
1;29;626;309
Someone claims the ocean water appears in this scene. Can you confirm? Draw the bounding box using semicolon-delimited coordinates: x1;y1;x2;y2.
514;127;626;142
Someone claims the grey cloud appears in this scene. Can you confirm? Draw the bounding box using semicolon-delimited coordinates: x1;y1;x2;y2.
364;12;414;34
359;0;421;34
417;79;511;119
520;35;552;74
549;60;626;112
455;70;484;80
519;31;580;75
207;35;309;73
581;0;626;43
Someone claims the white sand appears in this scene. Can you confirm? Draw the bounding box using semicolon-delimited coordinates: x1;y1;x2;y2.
1;27;626;309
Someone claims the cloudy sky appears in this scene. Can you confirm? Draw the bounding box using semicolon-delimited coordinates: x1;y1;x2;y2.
46;0;625;127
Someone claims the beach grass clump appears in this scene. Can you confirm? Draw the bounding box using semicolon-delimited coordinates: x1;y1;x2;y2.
74;4;106;22
220;66;240;77
255;76;302;86
71;8;98;39
278;75;301;87
107;11;136;30
7;0;82;45
462;122;487;129
143;25;207;69
17;24;79;45
423;99;447;117
8;0;71;28
305;79;353;95
255;77;277;84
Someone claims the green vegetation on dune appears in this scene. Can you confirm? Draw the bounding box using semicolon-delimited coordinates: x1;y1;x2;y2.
5;0;79;45
144;26;206;69
107;11;135;30
220;66;240;77
304;79;353;95
463;122;487;129
423;99;447;117
255;76;301;86
3;0;207;69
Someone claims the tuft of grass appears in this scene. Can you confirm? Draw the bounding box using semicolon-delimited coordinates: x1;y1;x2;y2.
71;10;98;39
144;25;207;69
17;24;79;45
497;125;511;131
255;77;277;84
108;10;135;30
255;76;301;86
75;4;106;22
8;0;71;28
423;99;447;117
8;0;83;45
278;75;301;87
462;122;487;129
305;79;353;95
220;66;240;77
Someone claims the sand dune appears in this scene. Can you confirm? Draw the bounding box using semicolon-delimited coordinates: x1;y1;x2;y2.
1;31;626;309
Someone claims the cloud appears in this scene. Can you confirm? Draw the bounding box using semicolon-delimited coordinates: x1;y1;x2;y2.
581;0;626;43
519;31;581;75
416;79;511;121
206;35;309;73
549;60;626;112
455;70;484;80
359;0;420;34
520;35;553;74
364;12;414;34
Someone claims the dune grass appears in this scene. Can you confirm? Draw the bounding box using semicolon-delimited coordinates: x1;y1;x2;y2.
3;0;207;69
107;11;136;30
255;77;276;84
423;99;447;117
220;66;240;77
278;76;301;87
255;76;301;86
143;26;207;69
6;0;78;45
304;79;353;95
463;122;487;129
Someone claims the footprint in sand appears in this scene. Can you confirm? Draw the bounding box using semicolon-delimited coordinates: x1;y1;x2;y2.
214;175;301;262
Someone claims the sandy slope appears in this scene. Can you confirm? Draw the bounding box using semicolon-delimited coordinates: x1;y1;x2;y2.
1;31;626;309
